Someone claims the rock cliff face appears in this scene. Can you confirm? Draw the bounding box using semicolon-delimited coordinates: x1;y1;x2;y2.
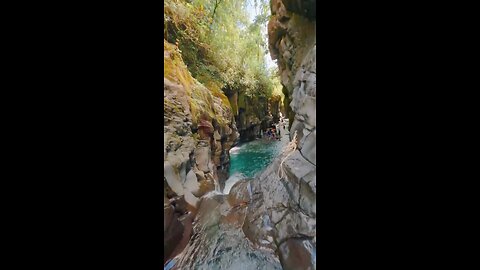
224;88;275;142
163;40;239;262
269;94;282;124
238;0;317;268
268;0;316;130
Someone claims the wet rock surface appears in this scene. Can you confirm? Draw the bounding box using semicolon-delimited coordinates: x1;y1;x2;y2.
168;190;282;270
164;212;184;262
278;238;316;270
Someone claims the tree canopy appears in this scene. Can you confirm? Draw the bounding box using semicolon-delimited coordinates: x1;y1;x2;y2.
164;0;282;103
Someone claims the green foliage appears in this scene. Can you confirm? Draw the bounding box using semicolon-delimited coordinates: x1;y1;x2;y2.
164;0;276;104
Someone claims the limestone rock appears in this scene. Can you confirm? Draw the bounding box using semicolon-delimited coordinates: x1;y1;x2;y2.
184;169;200;196
164;161;185;196
194;145;212;173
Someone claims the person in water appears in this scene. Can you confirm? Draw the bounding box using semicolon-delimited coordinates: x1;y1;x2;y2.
265;129;271;139
275;126;280;140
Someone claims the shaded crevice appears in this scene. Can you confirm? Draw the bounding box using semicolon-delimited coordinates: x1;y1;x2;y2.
272;208;290;227
275;233;314;248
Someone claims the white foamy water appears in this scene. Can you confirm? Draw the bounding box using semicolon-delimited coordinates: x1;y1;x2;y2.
229;145;242;154
203;190;225;198
222;172;247;194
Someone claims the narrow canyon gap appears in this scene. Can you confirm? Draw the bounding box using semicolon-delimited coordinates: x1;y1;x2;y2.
164;0;316;269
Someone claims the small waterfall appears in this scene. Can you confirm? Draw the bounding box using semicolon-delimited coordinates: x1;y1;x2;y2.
223;172;247;194
247;182;253;200
214;176;221;192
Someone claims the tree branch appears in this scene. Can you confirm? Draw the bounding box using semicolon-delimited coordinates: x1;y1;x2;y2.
210;0;223;26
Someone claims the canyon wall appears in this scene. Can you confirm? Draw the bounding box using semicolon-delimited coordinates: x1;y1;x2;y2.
224;88;276;142
239;0;317;269
163;40;239;262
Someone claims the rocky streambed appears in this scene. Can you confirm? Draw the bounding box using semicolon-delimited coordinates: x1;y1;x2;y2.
165;183;282;270
165;122;316;270
165;128;289;269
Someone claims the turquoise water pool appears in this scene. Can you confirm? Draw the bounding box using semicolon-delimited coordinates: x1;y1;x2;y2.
223;124;289;194
229;140;281;178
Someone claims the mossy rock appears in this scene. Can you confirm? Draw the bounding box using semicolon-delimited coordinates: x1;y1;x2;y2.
238;92;246;109
164;40;195;93
164;39;233;130
164;98;183;114
228;93;238;116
